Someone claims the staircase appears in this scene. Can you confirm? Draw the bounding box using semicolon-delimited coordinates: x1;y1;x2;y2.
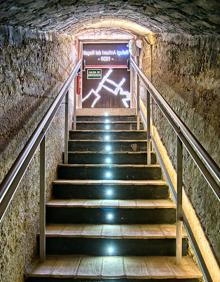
27;115;202;281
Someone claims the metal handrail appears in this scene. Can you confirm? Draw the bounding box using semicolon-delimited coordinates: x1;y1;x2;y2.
131;57;220;201
0;59;81;226
131;56;219;280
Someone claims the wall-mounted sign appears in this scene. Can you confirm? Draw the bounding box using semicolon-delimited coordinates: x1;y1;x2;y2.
87;69;102;79
83;43;129;67
82;42;130;108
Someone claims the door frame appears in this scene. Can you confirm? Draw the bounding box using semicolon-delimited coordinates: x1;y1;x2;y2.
78;39;132;109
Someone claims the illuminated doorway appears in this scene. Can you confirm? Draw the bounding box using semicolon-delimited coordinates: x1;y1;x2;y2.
82;42;130;108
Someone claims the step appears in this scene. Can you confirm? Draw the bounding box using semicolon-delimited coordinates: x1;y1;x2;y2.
75;121;143;130
68;140;147;152
69;130;147;140
67;151;156;164
44;224;188;256
76;115;137;121
57;164;162;180
52;180;169;199
27;255;202;281
46;199;176;224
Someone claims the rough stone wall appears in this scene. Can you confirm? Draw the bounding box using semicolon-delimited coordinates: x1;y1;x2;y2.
0;25;77;282
141;33;220;262
0;0;220;34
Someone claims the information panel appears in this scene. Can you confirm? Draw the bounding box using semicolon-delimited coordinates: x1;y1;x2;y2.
83;43;129;67
82;43;130;108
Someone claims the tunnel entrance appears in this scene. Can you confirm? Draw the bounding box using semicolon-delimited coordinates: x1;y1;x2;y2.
81;42;131;108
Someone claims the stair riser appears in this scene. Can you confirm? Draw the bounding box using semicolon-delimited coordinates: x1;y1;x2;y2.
46;208;176;224
69;131;147;140
76;116;137;121
44;237;188;256
57;166;162;180
75;123;143;130
27;278;200;282
68;141;147;152
67;152;156;164
52;184;169;199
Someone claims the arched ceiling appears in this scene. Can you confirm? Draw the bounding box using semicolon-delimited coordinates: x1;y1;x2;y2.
0;0;219;35
72;19;151;37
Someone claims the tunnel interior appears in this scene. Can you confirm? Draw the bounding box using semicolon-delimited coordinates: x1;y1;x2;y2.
0;1;220;281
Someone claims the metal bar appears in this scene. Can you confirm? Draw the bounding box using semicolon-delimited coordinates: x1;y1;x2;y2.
64;91;69;164
151;135;212;281
176;136;183;264
147;90;151;164
0;60;81;224
73;79;77;131
40;137;46;261
136;73;140;130
130;58;220;189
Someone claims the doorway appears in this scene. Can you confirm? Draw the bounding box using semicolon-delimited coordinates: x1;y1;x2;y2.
81;42;131;108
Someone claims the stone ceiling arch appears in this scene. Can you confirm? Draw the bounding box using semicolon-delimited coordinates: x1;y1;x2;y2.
0;0;219;35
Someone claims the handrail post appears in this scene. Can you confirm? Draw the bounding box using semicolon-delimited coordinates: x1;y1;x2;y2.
176;135;183;264
147;90;151;164
40;136;46;261
73;78;77;131
64;91;69;164
136;73;140;130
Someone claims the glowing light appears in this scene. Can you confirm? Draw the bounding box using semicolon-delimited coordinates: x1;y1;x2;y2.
105;145;111;152
106;189;113;196
104;135;110;141
82;69;130;108
105;124;111;130
105;157;112;164
106;213;114;221
104;112;109;116
105;171;112;178
105;119;110;123
107;246;115;255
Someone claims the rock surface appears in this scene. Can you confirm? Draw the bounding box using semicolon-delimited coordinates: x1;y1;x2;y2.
141;33;220;262
0;0;219;34
0;25;76;282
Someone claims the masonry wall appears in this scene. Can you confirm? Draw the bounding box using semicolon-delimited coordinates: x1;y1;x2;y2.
0;26;76;282
141;33;220;262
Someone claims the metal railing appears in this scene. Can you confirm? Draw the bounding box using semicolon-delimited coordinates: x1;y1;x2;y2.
0;59;81;260
131;57;220;280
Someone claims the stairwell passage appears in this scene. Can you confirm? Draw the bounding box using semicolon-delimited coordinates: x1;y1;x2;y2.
27;115;202;282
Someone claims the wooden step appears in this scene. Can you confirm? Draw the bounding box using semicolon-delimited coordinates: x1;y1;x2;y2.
27;255;202;281
52;180;168;199
76;115;137;122
45;224;186;239
46;199;176;224
75;121;143;130
44;224;188;256
57;164;162;180
68;139;148;151
66;151;156;164
69;130;147;140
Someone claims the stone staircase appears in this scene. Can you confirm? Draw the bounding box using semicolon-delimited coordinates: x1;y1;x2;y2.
27;115;202;281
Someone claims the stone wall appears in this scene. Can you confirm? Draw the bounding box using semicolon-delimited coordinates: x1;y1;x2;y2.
0;1;220;35
0;25;77;282
141;33;220;262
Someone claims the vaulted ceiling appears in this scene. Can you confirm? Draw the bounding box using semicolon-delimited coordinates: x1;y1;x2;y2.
0;0;219;34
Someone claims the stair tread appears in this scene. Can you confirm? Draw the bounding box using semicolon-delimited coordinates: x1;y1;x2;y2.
47;199;175;209
58;164;160;168
29;255;202;279
68;151;150;154
53;179;166;185
46;224;187;238
70;130;146;132
76;121;137;124
69;139;147;142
